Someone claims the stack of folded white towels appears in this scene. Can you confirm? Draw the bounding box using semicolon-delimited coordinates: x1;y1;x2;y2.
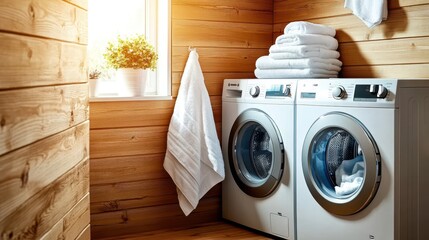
255;21;342;79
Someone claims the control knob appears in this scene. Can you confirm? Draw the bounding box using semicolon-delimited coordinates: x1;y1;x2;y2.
370;84;388;98
332;86;346;99
249;86;260;97
283;85;291;96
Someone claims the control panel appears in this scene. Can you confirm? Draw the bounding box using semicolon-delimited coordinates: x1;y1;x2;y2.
246;82;292;99
296;79;398;107
353;84;389;100
223;79;297;103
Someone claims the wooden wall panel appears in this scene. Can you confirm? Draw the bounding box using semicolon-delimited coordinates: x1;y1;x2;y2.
0;32;87;89
391;0;428;8
173;0;273;11
90;101;175;129
0;0;88;43
0;0;90;238
274;0;425;26
90;178;177;213
172;4;272;23
0;159;89;239
274;0;429;79
173;20;272;48
91;197;220;239
76;225;91;240
40;193;90;240
342;64;429;78
0;83;89;155
90;97;222;160
0;121;89;221
274;0;346;23
90;154;168;185
172;47;267;72
273;4;429;42
339;37;429;65
90;0;273;238
90;126;168;159
64;0;88;10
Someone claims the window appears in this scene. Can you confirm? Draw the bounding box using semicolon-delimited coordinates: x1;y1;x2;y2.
88;0;171;99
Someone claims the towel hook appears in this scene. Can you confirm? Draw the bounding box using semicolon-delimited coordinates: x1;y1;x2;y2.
188;46;196;52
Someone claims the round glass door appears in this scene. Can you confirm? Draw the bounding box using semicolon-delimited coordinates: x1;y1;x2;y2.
229;109;284;198
302;112;381;215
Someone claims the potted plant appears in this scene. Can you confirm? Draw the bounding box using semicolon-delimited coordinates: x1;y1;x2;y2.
88;68;101;97
104;34;158;96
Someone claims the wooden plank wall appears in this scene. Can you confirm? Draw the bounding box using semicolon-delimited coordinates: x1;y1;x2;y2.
274;0;429;78
89;0;273;238
0;0;89;239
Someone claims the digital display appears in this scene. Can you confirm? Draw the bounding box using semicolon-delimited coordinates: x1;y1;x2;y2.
266;84;287;97
354;85;378;101
301;92;316;98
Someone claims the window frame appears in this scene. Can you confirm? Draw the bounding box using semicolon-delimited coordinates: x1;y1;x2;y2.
89;0;172;101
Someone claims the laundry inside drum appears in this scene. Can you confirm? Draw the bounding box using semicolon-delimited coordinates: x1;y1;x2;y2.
251;126;273;179
311;127;365;197
326;129;364;196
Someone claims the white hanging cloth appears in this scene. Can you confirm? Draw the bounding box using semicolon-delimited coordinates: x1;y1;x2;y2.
163;49;225;216
345;0;388;28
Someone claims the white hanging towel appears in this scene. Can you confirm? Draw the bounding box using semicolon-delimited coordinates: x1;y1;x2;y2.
164;49;225;216
284;21;336;37
345;0;388;28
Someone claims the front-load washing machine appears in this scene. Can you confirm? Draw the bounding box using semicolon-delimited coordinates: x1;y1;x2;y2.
296;78;429;240
222;79;297;239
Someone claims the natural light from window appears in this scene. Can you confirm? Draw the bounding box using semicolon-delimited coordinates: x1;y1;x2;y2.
88;0;170;99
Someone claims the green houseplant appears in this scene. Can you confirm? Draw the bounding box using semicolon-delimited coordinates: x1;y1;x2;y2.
104;34;158;96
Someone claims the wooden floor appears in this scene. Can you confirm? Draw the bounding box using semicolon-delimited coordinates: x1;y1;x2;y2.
99;221;273;240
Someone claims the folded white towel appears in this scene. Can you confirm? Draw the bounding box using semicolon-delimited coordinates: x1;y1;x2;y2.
284;21;336;37
270;44;327;53
345;0;388;28
256;56;342;71
275;34;339;50
254;68;338;79
269;45;340;59
164;49;225;216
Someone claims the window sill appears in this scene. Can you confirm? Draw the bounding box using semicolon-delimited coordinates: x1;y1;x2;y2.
89;95;172;102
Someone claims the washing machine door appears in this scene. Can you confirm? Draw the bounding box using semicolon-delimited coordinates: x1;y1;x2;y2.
228;109;284;198
302;112;381;215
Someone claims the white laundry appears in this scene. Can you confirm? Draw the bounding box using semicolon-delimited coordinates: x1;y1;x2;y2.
345;0;388;28
163;49;225;216
275;34;339;50
255;56;342;71
284;21;336;37
254;68;338;79
334;156;365;196
335;175;364;196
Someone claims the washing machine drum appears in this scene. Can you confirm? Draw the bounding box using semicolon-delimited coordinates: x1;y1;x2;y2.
241;125;273;180
325;130;360;187
302;112;381;215
228;109;284;198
